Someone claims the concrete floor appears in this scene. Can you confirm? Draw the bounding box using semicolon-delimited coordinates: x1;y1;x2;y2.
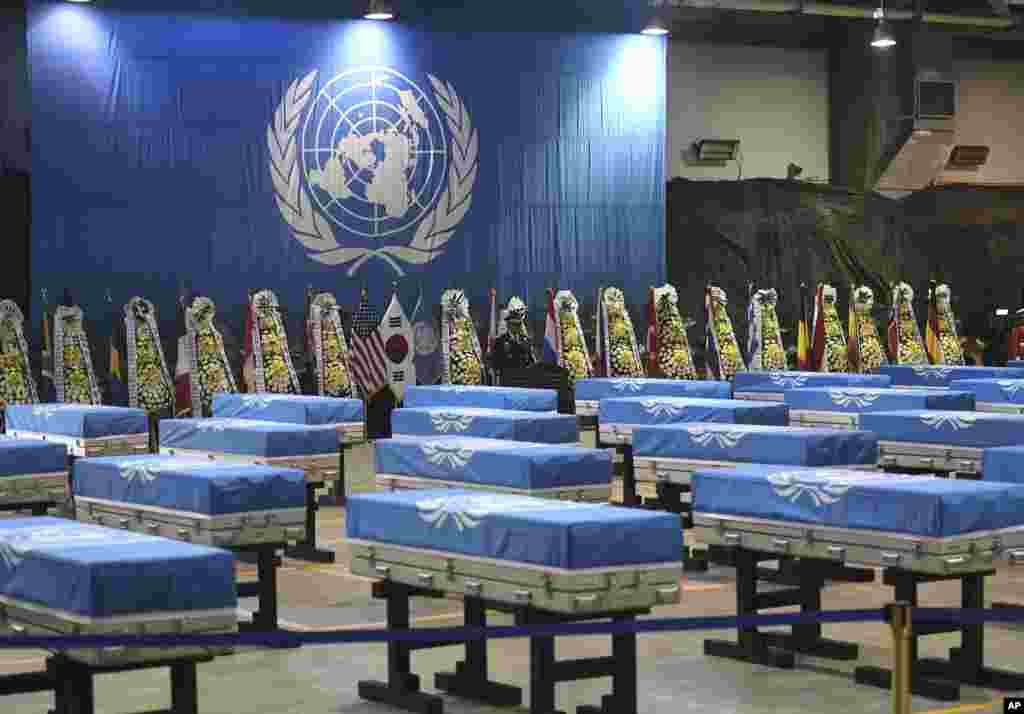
3;438;1024;714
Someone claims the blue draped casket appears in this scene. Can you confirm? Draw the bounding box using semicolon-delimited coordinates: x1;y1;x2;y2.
0;437;69;506
950;379;1024;412
347;489;683;613
348;489;679;569
390;407;579;444
72;455;307;547
879;365;1024;389
0;516;236;615
159;418;340;482
574;378;731;416
692;464;1024;538
785;387;974;429
73;455;306;515
860;410;1024;474
732;371;890;401
6;404;150;457
374;436;612;499
212;393;365;443
402;385;558;412
634;424;878;467
982;446;1024;485
859;410;1024;449
598;397;788;445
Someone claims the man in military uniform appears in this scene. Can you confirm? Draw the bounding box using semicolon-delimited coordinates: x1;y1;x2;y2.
487;297;536;380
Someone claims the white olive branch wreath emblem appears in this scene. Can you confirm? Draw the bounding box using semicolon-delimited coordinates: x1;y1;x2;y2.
268;70;478;276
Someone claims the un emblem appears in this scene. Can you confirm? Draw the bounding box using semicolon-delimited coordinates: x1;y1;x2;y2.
268;68;478;276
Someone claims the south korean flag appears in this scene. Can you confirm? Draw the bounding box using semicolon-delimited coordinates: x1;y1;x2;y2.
379;291;417;402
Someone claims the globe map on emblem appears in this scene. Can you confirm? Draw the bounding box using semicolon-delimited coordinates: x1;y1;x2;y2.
301;68;449;240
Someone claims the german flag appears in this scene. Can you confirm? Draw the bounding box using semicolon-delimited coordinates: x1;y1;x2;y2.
796;283;811;371
925;281;941;364
39;301;55;402
847;287;859;372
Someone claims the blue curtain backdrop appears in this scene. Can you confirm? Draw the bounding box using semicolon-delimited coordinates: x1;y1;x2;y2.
28;1;665;354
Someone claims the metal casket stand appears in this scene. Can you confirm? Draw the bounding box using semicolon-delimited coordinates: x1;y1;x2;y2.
701;546;872;667
0;654;210;714
854;567;1024;701
357;580;644;714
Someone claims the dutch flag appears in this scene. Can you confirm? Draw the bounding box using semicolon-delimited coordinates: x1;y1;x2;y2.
543;288;560;365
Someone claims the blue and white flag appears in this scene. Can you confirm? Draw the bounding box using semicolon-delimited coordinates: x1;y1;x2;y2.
543;288;560;365
411;285;442;386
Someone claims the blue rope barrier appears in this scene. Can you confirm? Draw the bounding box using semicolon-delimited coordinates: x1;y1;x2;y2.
0;608;886;651
0;606;1020;652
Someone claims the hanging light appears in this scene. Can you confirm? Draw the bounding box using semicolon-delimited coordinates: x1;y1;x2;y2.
641;16;670;36
364;0;395;20
870;4;896;49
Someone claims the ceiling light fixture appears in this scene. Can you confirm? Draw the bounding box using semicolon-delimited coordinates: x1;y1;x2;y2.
641;16;670;36
870;4;896;49
364;1;395;20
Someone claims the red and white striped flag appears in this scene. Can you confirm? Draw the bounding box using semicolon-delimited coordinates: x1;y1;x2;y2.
350;289;387;399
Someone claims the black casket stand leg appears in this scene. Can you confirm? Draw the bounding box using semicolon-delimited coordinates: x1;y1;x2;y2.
756;559;860;660
517;608;641;714
704;549;866;667
336;443;346;507
595;423;639;508
703;548;796;669
922;572;1024;692
854;569;963;701
236;543;296;644
357;581;444;714
284;481;335;564
434;597;522;706
619;443;639;507
17;655;205;714
653;481;708;573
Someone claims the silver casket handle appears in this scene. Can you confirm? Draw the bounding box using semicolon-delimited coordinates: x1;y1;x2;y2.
656;585;680;603
944;555;968;569
881;552;902;566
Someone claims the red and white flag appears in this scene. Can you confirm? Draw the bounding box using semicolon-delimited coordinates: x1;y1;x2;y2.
350;289;387;399
174;286;192;415
174;335;192;416
379;291;416;402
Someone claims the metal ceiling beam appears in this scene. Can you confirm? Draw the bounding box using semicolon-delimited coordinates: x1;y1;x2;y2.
665;1;1017;29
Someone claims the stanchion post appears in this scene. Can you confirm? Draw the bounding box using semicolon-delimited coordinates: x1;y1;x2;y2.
887;601;912;714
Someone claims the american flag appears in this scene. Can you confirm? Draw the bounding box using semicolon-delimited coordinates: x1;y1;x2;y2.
350;290;387;398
